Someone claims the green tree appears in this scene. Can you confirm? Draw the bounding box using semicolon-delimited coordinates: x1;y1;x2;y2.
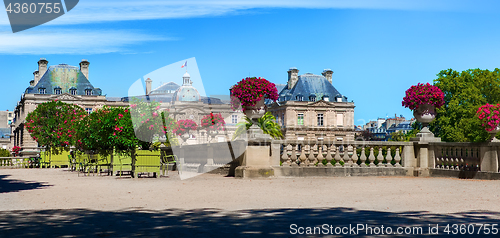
25;100;86;154
75;106;137;157
432;68;500;142
0;148;10;157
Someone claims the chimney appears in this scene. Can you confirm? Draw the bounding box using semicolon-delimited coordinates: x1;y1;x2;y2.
145;78;152;95
287;67;299;89
36;58;48;85
33;70;39;85
322;69;333;84
79;59;90;79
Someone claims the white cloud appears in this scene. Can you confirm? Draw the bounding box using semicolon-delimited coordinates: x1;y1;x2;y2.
0;0;471;26
0;30;167;54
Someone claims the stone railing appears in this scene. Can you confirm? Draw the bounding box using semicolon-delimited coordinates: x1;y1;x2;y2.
0;157;32;168
269;140;414;177
277;140;413;168
429;142;500;176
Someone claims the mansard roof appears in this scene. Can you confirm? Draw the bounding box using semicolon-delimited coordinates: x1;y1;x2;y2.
27;64;100;95
278;73;347;102
150;82;180;95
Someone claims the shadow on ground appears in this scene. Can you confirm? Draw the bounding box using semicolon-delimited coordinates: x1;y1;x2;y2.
0;207;498;237
0;174;51;193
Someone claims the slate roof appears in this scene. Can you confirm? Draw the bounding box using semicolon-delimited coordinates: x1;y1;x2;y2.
27;64;100;95
278;73;347;102
150;82;180;95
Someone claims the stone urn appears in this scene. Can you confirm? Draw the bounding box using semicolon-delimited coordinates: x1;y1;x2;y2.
488;126;500;142
411;104;440;141
413;104;436;127
243;97;266;121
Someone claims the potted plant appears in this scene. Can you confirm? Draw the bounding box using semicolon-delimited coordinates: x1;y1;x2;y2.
173;119;198;141
11;146;21;157
402;83;445;126
200;113;225;137
476;103;500;141
230;77;279;119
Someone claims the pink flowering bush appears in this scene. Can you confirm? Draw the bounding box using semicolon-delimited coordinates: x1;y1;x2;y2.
200;113;225;131
25;100;86;154
402;83;445;110
173;119;198;136
477;104;500;132
230;77;279;111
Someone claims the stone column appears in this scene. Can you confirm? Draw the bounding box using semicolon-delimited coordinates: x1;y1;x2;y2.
480;144;499;173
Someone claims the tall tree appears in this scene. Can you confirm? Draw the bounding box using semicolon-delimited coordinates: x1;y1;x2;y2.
25;100;86;154
432;68;500;142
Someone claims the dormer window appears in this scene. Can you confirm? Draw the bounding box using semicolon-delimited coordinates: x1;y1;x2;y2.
309;95;316;102
69;88;77;95
85;89;93;96
54;87;62;95
296;95;303;101
323;96;329;102
38;88;46;94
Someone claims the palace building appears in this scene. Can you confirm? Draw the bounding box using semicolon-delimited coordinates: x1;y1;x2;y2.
267;68;355;141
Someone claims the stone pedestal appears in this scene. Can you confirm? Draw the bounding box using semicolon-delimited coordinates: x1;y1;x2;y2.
235;128;279;178
410;127;441;142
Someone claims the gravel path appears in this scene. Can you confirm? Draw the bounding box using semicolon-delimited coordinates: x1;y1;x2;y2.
1;168;500;237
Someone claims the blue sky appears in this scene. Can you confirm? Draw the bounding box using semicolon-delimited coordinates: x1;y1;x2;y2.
1;0;500;126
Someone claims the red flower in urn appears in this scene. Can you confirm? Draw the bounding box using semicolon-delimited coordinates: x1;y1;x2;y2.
200;113;225;131
477;104;500;132
230;77;279;111
402;83;445;110
173;119;198;136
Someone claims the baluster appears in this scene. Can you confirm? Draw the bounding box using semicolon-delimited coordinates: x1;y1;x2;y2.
343;145;351;167
385;148;393;167
316;143;324;166
376;147;385;167
290;143;298;167
308;144;316;167
334;145;342;167
325;143;333;167
360;147;368;167
299;143;307;166
368;147;376;167
281;143;290;166
394;148;401;167
351;146;359;167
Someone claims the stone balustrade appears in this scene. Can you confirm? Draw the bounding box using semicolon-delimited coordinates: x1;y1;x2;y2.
433;144;481;171
277;140;410;168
